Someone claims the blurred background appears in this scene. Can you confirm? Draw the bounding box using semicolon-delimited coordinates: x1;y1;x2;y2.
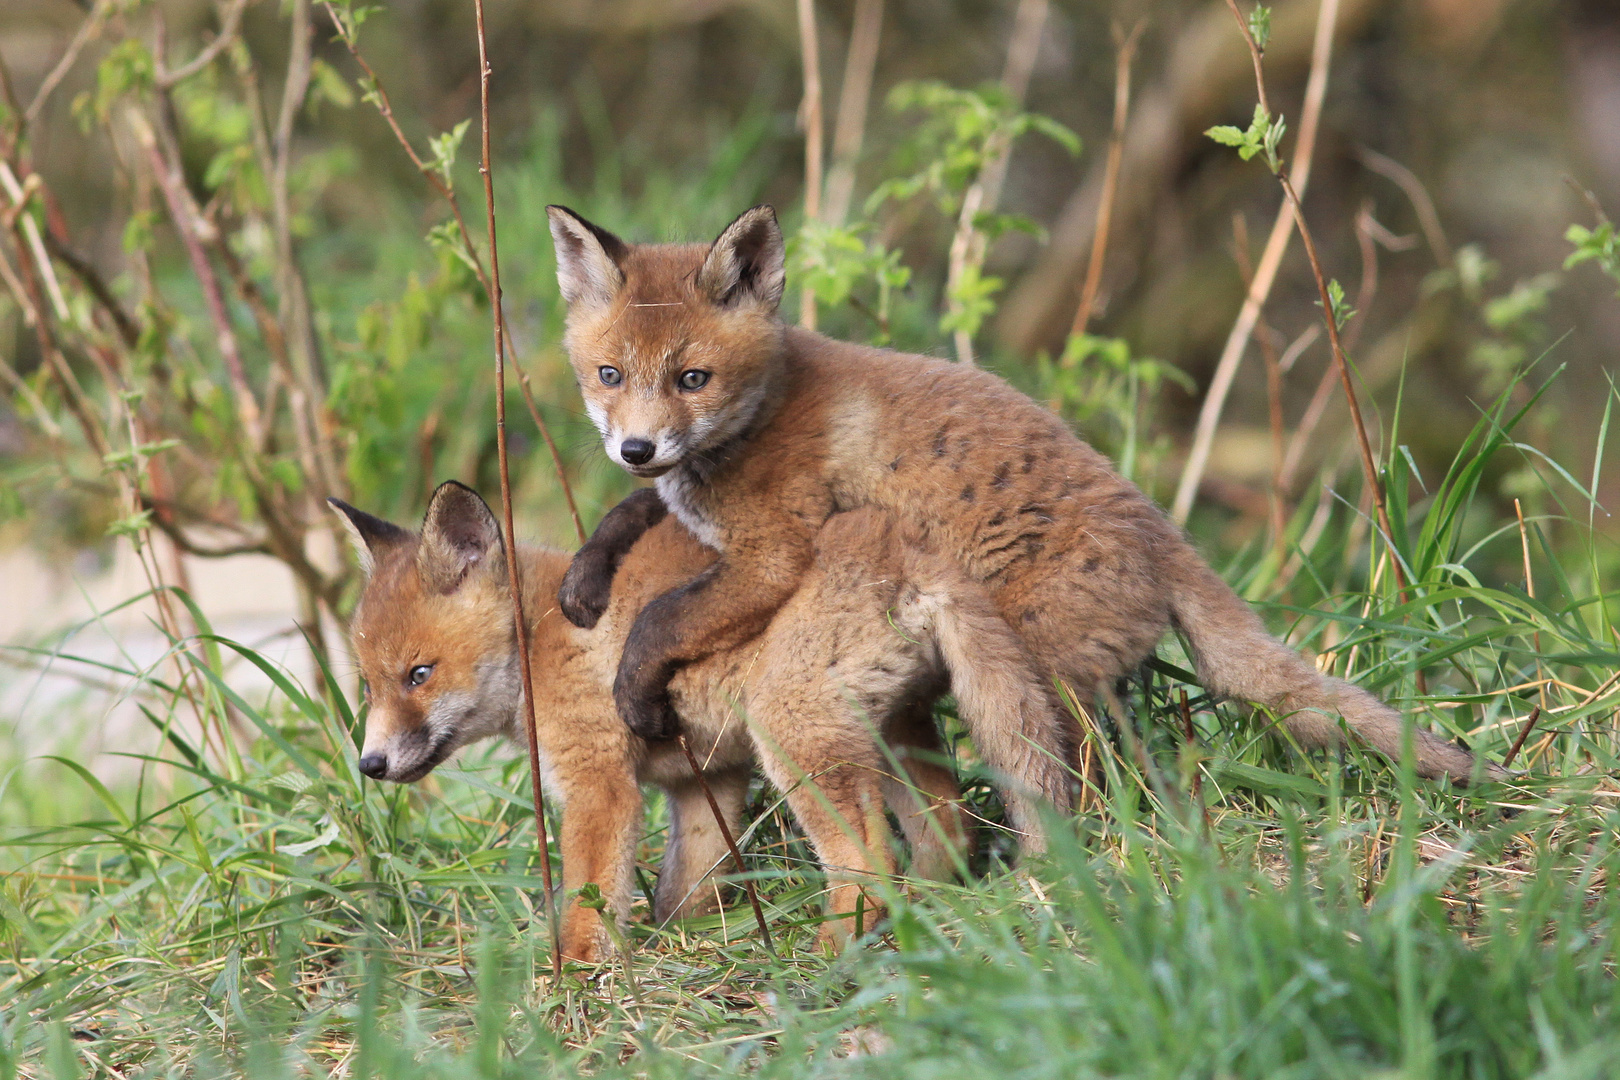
1;0;1616;769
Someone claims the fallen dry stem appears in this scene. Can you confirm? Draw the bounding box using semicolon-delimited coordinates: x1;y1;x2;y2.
470;0;561;983
1501;706;1543;772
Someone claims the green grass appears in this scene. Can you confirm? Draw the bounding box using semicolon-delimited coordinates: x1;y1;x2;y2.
2;366;1617;1078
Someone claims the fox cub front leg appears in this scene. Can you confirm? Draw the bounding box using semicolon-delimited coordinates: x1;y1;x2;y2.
615;536;815;739
559;488;668;629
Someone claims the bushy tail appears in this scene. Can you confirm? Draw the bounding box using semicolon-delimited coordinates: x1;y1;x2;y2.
903;554;1075;847
1163;541;1503;784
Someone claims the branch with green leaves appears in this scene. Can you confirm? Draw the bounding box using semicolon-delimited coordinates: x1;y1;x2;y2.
1204;0;1408;603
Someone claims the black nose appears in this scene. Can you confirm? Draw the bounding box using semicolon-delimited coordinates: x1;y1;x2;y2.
620;438;655;466
357;752;388;779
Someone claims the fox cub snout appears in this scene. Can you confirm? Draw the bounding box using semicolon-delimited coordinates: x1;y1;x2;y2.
329;486;522;784
547;205;787;478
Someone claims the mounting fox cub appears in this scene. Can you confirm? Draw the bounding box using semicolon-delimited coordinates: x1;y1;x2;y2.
331;483;1065;963
546;204;1504;787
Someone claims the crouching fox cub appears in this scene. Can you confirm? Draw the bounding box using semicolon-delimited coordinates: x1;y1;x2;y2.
547;204;1506;788
331;483;1065;963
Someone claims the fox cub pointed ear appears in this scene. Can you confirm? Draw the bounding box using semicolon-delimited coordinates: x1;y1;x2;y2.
699;205;785;312
418;481;505;594
328;498;411;577
547;205;627;309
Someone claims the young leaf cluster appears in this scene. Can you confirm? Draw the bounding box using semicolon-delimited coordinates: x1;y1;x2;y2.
1206;103;1286;173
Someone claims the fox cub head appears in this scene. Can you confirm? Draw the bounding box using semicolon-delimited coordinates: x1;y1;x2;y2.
546;205;787;477
329;483;521;783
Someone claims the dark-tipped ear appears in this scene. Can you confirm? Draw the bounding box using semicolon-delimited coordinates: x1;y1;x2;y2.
328;498;411;577
418;481;505;594
547;205;628;309
697;206;785;312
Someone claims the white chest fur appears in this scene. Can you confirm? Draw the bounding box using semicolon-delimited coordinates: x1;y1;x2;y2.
657;469;724;552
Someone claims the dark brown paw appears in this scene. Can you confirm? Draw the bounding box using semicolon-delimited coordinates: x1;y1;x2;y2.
558;554;613;629
614;676;680;741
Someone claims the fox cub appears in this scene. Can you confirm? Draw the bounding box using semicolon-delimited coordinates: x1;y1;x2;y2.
332;483;1063;962
547;204;1504;788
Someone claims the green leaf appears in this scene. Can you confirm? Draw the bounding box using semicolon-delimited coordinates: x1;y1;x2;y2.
308;58;355;113
1205;125;1248;148
1210;759;1327;802
106;510;154;538
1317;278;1357;332
1563;217;1620;292
427;119;471;191
1248;4;1273;50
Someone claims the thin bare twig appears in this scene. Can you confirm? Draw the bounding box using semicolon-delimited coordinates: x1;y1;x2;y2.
471;0;561;984
512;363;587;544
1354;146;1451;267
1276;164;1407;600
24;0;113;127
823;0;884;228
1209;0;1408;606
678;735;775;956
1;163;71;322
1500;706;1542;771
324;0;582;542
797;0;825;329
128;110;266;449
1171;0;1342;524
0;234;35;327
269;0;346;508
1071;19;1144;337
1343;201;1380;354
157;0;254;89
42;229;139;348
0;350;61;439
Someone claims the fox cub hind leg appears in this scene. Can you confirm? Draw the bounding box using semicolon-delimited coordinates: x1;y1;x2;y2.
653;766;750;925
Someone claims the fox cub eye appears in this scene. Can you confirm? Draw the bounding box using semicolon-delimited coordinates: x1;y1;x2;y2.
598;366;622;387
407;664;434;687
678;369;711;391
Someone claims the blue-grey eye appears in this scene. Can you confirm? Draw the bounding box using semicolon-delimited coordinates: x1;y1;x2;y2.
678;369;710;391
599;366;622;386
407;664;434;687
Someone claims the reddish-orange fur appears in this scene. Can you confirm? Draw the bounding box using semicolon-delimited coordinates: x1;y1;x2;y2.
334;485;1061;962
548;205;1504;787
